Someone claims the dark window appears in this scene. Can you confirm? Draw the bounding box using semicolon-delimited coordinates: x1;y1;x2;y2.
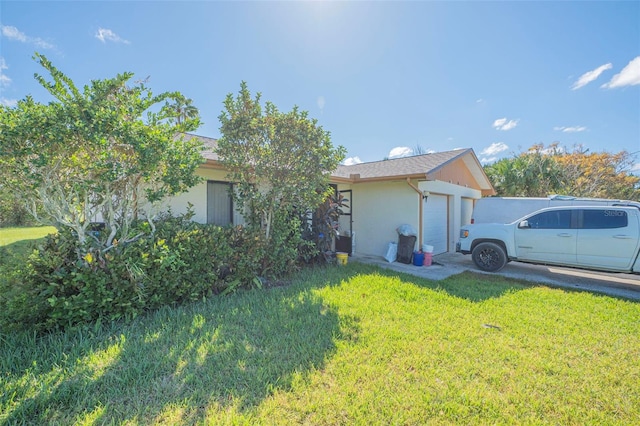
582;209;628;229
527;210;572;229
207;181;233;226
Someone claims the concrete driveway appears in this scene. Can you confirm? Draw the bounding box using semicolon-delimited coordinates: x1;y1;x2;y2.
352;252;640;301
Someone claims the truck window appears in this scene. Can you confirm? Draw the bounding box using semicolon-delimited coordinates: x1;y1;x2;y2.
581;209;628;229
527;210;572;229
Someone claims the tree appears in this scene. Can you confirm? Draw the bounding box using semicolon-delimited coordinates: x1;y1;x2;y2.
0;53;204;252
557;147;640;199
165;93;199;125
484;144;565;197
484;143;640;200
216;82;346;243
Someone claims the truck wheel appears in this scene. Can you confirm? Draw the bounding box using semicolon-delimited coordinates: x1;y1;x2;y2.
472;242;507;272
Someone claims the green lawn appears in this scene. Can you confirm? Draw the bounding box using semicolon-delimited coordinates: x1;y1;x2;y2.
0;226;57;276
1;228;639;424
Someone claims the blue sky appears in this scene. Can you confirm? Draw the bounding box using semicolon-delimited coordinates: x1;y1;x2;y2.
1;1;639;168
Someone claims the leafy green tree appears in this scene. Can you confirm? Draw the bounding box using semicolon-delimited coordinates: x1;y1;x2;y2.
165;93;199;125
484;143;640;200
0;53;204;252
484;144;565;197
216;82;345;262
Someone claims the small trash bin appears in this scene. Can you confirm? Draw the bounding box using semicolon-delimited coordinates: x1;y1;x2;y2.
413;251;424;266
397;235;417;264
423;252;433;266
336;252;348;266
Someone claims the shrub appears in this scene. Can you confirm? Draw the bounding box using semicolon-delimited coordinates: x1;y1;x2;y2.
0;212;281;332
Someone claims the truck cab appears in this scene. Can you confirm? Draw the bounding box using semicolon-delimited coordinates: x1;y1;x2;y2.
457;206;640;273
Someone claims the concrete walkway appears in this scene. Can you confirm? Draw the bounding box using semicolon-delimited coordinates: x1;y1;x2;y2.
351;252;640;301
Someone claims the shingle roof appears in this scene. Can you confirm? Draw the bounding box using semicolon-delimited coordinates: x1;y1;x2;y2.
180;134;492;192
179;133;219;161
333;149;472;180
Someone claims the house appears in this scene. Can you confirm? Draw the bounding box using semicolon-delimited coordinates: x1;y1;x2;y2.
166;134;495;257
331;150;495;256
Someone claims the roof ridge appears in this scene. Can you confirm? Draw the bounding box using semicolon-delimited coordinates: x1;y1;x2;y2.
339;148;470;168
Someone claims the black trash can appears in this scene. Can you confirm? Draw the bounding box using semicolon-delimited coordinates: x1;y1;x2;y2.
397;235;417;264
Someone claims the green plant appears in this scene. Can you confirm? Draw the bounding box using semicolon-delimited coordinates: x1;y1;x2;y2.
0;53;204;254
314;191;349;261
0;215;271;332
1;265;639;424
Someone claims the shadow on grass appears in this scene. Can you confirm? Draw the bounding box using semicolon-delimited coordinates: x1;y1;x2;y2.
0;239;39;270
1;267;364;424
355;263;531;302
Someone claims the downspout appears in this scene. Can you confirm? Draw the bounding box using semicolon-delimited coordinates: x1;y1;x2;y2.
406;178;428;249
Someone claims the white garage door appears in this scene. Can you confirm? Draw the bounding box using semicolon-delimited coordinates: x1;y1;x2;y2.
423;194;448;254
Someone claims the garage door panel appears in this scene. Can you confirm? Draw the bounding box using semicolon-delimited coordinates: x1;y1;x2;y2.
423;195;448;254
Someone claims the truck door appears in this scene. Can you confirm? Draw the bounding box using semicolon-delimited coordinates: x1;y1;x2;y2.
576;208;640;271
514;209;577;265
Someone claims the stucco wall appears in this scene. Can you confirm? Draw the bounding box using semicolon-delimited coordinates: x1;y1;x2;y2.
163;167;229;224
340;180;420;258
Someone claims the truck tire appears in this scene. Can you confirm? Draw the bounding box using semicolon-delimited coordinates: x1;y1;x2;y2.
472;242;507;272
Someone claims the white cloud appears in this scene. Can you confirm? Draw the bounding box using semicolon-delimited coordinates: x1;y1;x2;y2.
601;56;640;89
554;126;587;133
492;118;518;131
95;28;130;44
0;98;17;107
343;156;362;166
481;142;509;156
480;157;498;165
571;63;613;90
0;57;10;87
317;95;325;111
1;25;54;49
1;25;27;42
388;146;413;159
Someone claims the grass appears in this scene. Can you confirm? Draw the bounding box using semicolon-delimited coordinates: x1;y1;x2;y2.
0;226;57;246
0;226;56;272
1;227;640;424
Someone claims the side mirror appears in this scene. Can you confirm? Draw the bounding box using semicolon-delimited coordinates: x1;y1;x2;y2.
518;220;530;229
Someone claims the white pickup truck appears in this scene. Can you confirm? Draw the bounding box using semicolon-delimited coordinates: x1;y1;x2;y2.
457;205;640;273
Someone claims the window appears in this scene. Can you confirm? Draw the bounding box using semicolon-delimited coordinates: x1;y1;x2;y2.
582;209;628;229
526;210;572;229
207;181;233;226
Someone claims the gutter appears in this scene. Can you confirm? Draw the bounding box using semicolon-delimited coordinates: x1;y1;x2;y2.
406;178;429;249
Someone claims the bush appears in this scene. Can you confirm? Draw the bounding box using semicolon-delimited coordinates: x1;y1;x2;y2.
0;212;287;332
0;191;39;227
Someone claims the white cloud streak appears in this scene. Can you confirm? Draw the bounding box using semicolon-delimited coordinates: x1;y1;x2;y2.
492;118;518;131
480;157;496;164
572;63;612;90
481;142;509;156
343;156;362;166
388;147;413;159
554;126;587;133
1;25;54;49
601;56;640;89
0;57;11;87
0;98;17;107
95;28;130;44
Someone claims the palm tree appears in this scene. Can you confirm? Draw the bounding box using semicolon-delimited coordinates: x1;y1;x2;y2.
166;94;199;125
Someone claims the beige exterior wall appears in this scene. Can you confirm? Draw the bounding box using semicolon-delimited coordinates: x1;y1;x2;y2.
167;163;484;256
338;180;420;258
163;167;229;224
